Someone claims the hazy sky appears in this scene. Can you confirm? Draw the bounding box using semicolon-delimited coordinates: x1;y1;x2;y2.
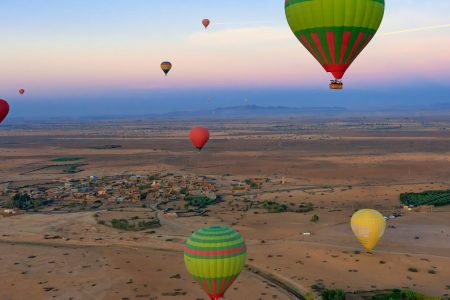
0;0;449;117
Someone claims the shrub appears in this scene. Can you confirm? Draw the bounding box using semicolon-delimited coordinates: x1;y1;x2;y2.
310;214;320;223
244;179;260;189
111;219;133;230
297;202;314;213
371;289;439;300
322;289;345;300
408;267;418;273
137;220;160;230
185;195;213;208
262;201;288;213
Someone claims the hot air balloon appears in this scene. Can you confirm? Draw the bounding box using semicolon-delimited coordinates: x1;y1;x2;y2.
202;19;210;29
0;99;10;124
19;89;25;95
285;0;385;89
189;127;210;151
351;209;386;252
184;226;247;300
161;61;172;76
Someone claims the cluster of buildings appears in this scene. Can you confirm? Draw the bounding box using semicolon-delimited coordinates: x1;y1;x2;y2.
2;173;219;212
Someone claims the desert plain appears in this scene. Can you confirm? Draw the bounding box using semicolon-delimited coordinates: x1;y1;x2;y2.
0;115;449;299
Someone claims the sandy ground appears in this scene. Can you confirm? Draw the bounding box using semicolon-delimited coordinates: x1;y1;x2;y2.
1;117;450;299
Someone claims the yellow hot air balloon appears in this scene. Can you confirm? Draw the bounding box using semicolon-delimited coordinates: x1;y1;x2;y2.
351;209;386;252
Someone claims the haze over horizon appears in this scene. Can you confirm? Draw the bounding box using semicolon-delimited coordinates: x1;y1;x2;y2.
0;0;449;118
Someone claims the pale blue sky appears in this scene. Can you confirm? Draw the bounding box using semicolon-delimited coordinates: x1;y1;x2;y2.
0;0;449;117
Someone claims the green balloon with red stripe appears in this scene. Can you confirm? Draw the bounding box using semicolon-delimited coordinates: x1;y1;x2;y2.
184;226;247;300
285;0;385;81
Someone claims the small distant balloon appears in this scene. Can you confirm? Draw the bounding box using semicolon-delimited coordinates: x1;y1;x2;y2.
351;209;386;252
160;61;172;76
202;19;210;29
189;127;210;151
184;226;247;300
19;89;25;95
0;99;10;124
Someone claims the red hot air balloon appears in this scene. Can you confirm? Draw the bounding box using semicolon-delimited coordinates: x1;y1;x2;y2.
189;127;210;151
202;19;210;29
0;99;10;124
19;89;25;95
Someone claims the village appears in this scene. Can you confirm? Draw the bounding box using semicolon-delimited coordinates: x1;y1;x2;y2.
0;172;275;219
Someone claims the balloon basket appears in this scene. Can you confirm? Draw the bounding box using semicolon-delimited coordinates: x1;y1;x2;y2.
329;80;343;90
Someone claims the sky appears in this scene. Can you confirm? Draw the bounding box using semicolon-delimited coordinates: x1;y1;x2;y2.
0;0;449;117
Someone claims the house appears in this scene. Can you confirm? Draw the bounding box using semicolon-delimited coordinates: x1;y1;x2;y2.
3;209;16;215
403;205;433;213
97;189;107;197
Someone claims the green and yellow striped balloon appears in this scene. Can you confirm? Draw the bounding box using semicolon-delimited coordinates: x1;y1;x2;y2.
285;0;385;81
184;226;247;300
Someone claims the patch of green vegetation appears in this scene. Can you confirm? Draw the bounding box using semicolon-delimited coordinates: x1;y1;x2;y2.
111;219;133;230
322;289;345;300
408;267;418;273
310;214;320;223
297;202;314;213
51;157;83;162
10;193;43;210
137;220;160;230
185;195;214;208
244;179;260;189
371;289;439;300
60;164;81;174
140;192;148;201
138;184;151;190
147;175;158;181
400;190;450;207
263;200;288;213
111;218;160;231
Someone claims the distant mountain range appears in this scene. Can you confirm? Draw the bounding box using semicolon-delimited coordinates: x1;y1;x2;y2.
163;105;347;119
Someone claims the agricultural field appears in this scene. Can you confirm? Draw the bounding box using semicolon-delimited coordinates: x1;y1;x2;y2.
400;190;450;207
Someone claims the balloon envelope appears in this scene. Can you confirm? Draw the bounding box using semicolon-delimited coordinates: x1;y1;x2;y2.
19;89;25;95
285;0;385;80
0;99;10;124
160;61;172;76
184;226;247;300
189;127;210;151
351;209;386;252
202;19;210;29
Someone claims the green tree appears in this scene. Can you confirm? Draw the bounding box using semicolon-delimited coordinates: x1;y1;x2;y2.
140;192;148;201
11;193;33;210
